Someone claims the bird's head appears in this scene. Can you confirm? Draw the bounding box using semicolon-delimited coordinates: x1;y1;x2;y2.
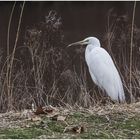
68;37;101;48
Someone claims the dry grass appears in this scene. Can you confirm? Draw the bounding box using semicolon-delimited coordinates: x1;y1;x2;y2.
0;3;140;112
0;103;140;138
103;4;140;103
1;102;140;129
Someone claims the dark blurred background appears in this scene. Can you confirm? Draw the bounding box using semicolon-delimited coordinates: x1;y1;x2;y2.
0;1;139;49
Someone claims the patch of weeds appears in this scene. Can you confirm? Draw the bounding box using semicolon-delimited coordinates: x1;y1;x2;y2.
0;127;46;139
114;117;140;139
79;130;115;139
31;117;65;134
0;110;140;139
119;117;140;129
47;121;65;133
86;115;108;123
67;112;87;124
65;111;140;139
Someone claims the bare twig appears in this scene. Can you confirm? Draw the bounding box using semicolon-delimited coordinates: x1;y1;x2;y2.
6;2;16;109
7;1;25;110
0;2;16;110
129;1;136;103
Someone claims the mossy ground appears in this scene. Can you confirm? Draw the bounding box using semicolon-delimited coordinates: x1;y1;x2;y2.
0;103;140;139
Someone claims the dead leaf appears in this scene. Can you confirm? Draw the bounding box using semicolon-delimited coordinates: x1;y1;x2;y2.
72;126;83;133
45;106;59;117
57;115;66;121
34;105;58;115
34;107;46;115
43;106;54;114
51;115;66;121
64;125;86;133
31;116;42;122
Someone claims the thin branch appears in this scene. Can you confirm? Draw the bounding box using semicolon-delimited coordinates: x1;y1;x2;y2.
129;0;136;103
1;2;16;106
8;1;25;110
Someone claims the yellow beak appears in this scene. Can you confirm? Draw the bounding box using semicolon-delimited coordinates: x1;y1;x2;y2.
67;40;85;47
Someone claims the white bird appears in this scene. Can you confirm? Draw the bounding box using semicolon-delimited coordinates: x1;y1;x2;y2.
68;37;125;103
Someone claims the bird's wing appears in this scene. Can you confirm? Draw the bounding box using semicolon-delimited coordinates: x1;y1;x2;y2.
86;47;125;102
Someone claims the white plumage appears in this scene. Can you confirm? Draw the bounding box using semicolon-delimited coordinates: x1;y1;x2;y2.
68;37;125;103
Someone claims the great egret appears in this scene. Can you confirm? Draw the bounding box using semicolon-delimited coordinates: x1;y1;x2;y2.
68;37;125;103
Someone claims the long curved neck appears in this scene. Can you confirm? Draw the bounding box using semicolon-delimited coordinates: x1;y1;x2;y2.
85;43;100;64
86;43;100;53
